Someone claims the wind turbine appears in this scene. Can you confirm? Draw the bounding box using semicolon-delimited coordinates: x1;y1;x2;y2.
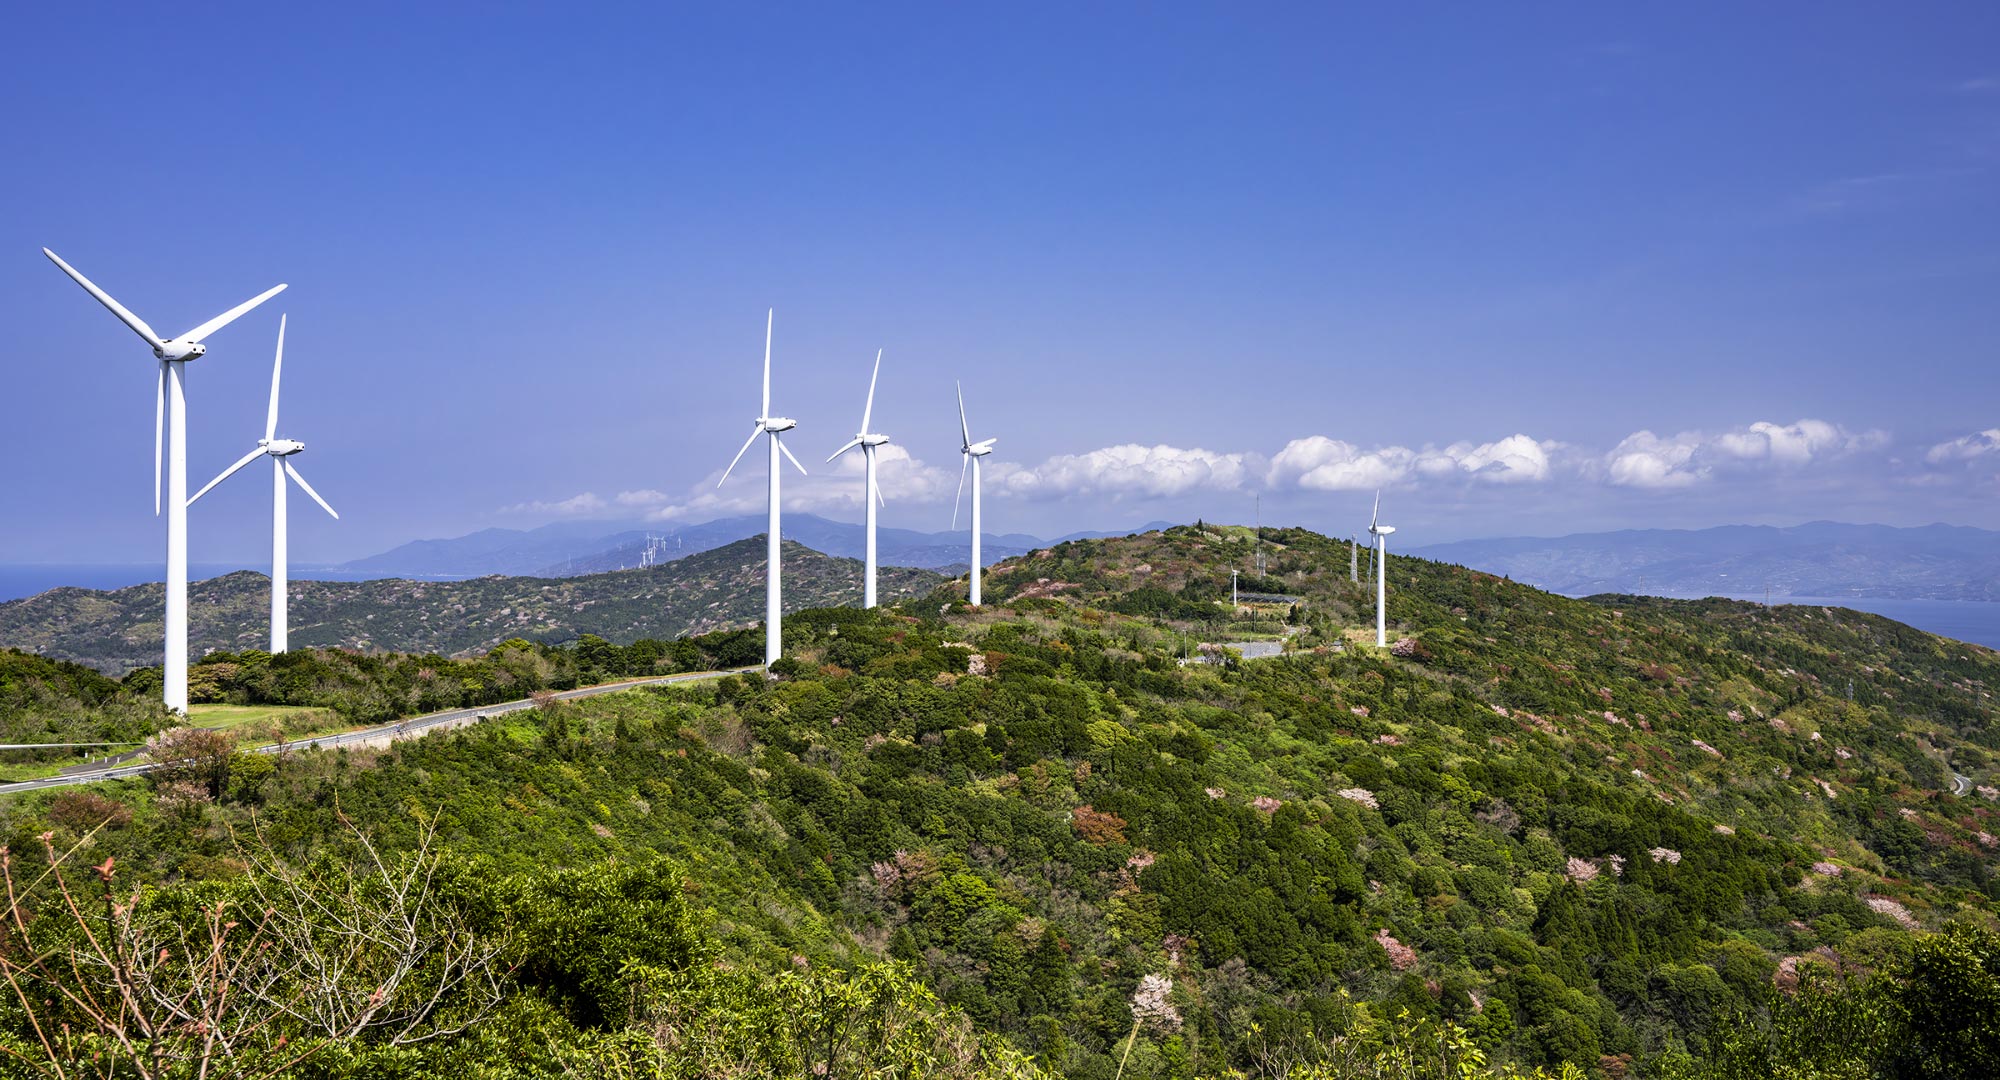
826;350;889;608
952;382;997;606
43;248;285;713
718;310;807;665
1368;492;1396;647
187;316;338;653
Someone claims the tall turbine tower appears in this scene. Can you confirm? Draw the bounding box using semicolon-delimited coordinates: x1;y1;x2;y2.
952;382;997;606
187;316;339;652
827;350;889;608
43;249;285;713
1368;492;1396;648
718;310;807;664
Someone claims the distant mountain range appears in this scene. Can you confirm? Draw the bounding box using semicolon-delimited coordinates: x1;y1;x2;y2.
325;514;1176;579
0;538;942;676
1406;521;2000;602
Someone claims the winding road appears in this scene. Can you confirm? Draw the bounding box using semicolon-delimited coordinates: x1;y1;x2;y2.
0;667;760;797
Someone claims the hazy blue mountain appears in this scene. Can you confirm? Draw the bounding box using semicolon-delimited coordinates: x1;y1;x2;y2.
330;513;1177;578
1406;521;2000;601
326;520;652;578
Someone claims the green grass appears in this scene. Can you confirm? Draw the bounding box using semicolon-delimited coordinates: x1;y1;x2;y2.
0;758;92;783
186;703;351;743
186;703;315;728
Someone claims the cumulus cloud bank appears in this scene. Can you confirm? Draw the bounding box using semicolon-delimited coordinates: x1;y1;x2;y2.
1267;434;1556;491
504;416;1915;521
1605;419;1887;489
1927;428;2000;465
993;444;1259;500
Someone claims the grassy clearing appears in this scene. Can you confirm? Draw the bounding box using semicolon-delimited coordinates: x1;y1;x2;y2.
185;703;352;745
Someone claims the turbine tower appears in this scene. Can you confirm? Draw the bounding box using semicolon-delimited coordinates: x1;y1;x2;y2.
1368;492;1396;648
827;350;889;608
952;382;997;606
718;310;807;665
43;248;285;713
187;316;339;653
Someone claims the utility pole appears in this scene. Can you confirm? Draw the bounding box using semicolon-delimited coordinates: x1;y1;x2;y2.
1350;537;1358;583
1232;569;1239;612
1253;493;1265;576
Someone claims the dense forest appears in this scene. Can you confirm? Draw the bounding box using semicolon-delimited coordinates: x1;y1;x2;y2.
0;524;1996;1077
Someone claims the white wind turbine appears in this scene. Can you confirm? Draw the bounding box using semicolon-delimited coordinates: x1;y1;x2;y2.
1368;491;1396;647
43;248;286;714
952;381;997;607
188;316;339;653
718;310;807;665
826;350;890;608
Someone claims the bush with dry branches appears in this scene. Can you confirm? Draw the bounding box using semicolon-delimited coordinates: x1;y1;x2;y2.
0;812;510;1079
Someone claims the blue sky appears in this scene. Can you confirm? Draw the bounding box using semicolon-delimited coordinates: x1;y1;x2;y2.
3;3;1997;565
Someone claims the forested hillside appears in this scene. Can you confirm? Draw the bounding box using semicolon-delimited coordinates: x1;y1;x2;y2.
0;525;1996;1077
0;537;941;675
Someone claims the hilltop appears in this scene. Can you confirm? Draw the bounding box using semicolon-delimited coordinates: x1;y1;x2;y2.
3;523;1996;1076
0;537;941;675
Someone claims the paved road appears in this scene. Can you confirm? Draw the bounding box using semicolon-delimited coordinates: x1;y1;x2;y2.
1223;641;1285;660
0;667;760;797
1954;771;1974;797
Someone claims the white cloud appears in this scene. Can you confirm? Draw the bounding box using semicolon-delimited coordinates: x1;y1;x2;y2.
1267;434;1558;491
499;492;609;516
501;419;1911;523
1605;419;1885;489
641;443;961;522
993;444;1259;500
1927;428;2000;465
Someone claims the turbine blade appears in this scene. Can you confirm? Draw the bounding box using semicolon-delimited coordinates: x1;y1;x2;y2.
761;308;773;419
189;446;267;506
285;460;339;519
154;359;165;516
42;248;165;348
778;435;809;476
956;381;972;448
176;283;287;344
874;470;887;509
861;348;881;435
265;314;285;441
826;437;863;463
1371;489;1380;529
952;454;969;529
718;427;761;487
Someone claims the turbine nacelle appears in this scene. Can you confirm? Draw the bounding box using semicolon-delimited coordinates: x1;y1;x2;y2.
1370;524;1396;536
963;438;996;458
760;416;797;433
155;341;205;361
860;433;891;447
262;438;305;457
